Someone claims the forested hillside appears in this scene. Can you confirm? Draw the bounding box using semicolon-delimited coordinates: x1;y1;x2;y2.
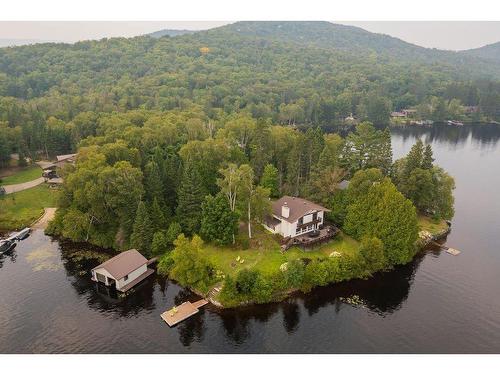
0;21;500;163
462;41;500;63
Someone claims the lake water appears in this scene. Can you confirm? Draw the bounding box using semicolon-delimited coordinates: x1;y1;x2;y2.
1;124;499;353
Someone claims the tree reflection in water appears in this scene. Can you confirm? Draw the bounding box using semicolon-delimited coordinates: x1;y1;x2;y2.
0;244;17;268
55;216;448;347
282;301;300;333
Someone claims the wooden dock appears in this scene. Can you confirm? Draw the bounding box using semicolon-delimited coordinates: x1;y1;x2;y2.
430;241;461;256
446;248;461;256
160;299;208;327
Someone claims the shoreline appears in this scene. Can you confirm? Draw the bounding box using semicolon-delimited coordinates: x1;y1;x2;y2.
191;223;453;309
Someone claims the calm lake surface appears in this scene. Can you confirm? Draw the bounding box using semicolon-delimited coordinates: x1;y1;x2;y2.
1;124;499;353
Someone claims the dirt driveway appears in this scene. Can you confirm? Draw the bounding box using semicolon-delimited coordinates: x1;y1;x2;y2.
2;177;45;194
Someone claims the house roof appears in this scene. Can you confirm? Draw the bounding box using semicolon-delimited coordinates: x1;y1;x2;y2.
272;196;330;223
92;249;148;280
56;153;77;162
36;161;56;170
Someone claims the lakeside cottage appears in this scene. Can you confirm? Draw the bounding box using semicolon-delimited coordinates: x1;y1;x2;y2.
91;249;154;293
263;196;331;238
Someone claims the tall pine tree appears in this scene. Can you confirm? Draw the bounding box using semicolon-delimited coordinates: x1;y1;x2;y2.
176;163;206;235
422;144;434;170
130;201;153;256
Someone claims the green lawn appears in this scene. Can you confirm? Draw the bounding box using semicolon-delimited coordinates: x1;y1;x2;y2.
0;166;42;185
201;225;360;278
0;185;59;230
417;215;449;235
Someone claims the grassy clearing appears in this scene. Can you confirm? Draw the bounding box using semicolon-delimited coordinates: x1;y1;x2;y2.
0;166;42;185
418;215;448;235
0;185;59;231
201;224;360;278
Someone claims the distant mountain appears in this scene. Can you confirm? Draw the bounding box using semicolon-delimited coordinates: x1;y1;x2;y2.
0;38;56;48
148;29;197;38
171;21;498;80
211;21;496;66
462;42;500;63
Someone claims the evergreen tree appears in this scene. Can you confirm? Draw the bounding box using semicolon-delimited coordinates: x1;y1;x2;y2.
376;127;393;174
176;163;206;235
151;230;168;256
150;197;167;234
344;178;418;265
260;163;279;198
200;194;238;245
130;201;153;256
404;139;424;176
165;222;182;246
422;144;434;170
144;161;164;205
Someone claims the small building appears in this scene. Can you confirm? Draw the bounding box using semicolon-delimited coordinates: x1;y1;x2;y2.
56;153;77;165
391;111;406;118
263;196;331;238
91;249;155;293
402;109;417;117
38;153;77;172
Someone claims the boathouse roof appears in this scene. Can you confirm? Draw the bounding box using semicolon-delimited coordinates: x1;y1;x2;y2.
272;196;330;223
92;249;148;280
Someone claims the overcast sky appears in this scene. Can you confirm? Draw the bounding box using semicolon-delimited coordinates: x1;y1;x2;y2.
0;21;499;50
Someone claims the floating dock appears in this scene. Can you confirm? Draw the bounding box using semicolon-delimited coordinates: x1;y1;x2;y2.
430;241;461;256
446;248;461;256
160;299;208;327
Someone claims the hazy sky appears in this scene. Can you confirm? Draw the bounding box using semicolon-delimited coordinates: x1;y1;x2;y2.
1;21;499;50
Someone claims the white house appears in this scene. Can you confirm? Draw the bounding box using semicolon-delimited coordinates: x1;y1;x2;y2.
91;249;154;293
263;196;330;238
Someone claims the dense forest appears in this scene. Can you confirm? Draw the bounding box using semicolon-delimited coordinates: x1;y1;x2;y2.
1;21;500;165
0;22;466;304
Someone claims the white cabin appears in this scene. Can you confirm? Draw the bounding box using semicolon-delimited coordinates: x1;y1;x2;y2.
263;196;330;238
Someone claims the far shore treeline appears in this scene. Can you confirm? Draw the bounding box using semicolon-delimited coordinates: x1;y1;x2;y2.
1;22;500;167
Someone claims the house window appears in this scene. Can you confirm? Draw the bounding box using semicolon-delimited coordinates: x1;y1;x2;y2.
298;217;303;225
124;275;129;281
313;212;317;221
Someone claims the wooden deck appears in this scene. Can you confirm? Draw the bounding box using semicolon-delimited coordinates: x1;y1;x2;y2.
282;225;339;251
117;268;155;292
160;299;208;327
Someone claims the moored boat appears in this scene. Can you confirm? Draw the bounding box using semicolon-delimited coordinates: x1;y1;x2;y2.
14;227;31;240
0;239;16;254
447;120;464;126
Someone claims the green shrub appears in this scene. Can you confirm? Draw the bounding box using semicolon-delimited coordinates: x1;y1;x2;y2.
359;236;386;272
284;259;305;289
157;252;175;275
236;269;260;294
303;260;329;290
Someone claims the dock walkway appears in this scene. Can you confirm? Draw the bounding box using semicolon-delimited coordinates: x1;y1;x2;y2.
160;299;208;327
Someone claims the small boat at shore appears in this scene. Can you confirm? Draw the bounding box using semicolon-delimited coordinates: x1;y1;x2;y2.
447;120;464;126
0;239;16;254
5;227;31;242
14;227;31;240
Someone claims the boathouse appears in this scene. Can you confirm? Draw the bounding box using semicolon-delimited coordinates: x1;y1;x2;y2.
91;249;154;292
